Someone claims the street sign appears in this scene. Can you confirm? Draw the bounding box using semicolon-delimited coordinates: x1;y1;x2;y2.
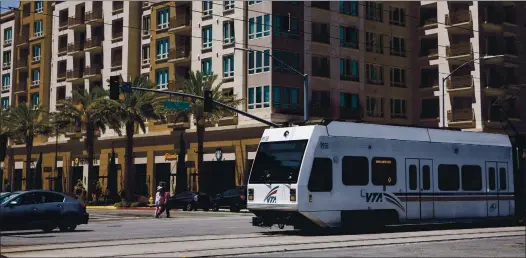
163;101;190;110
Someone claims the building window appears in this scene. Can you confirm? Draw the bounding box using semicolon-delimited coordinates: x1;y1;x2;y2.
155;69;169;89
249;15;271;39
366;1;383;22
249;0;263;5
32;44;41;62
312;22;330;44
202;26;212;49
371;157;397;186
1;97;8;110
142;45;150;65
340;26;359;49
223;55;234;78
201;58;212;76
224;1;234;11
1;74;10;91
389;7;406;27
248;49;270;74
157;8;169;29
340;93;359;110
3;51;11;66
273;50;299;73
390;68;406;88
339;1;358;16
30;93;40;108
142;16;151;36
366;32;383;54
34;20;43;37
203;1;213;16
32;69;40;86
156;38;169;60
35;1;44;13
273;15;299;39
390;98;407;119
340;58;359;82
248;85;270;109
366;96;384;117
312;56;330;78
3;28;12;44
223;21;235;44
273;86;299;110
390;37;406;57
366;64;384;85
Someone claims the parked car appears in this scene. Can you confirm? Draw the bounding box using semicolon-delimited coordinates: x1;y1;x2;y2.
0;190;89;232
167;191;212;211
211;187;247;212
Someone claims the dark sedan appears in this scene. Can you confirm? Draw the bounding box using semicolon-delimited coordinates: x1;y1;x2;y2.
0;190;89;232
167;191;212;211
211;187;247;212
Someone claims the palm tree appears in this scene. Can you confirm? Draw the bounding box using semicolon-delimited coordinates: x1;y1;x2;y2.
6;104;52;190
55;88;122;198
0;107;10;191
163;71;243;193
116;75;160;200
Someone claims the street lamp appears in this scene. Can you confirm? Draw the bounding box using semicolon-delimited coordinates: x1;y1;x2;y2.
441;54;504;128
234;47;310;122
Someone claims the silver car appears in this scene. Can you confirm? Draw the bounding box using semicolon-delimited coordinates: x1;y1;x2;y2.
0;190;89;232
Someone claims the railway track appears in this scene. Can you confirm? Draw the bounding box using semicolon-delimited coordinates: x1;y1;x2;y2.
1;226;523;257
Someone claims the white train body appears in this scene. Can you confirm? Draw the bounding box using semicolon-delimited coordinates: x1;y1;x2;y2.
247;121;516;229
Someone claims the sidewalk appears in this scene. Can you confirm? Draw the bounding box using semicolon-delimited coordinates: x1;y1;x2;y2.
87;206;251;213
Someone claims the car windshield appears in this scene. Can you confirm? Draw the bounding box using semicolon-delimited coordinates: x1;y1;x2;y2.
248;140;308;184
0;193;17;204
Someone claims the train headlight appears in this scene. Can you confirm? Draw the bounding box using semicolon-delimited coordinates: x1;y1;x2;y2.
248;188;254;201
290;188;296;202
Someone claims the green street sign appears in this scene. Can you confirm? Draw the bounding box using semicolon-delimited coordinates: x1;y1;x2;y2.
163;101;190;110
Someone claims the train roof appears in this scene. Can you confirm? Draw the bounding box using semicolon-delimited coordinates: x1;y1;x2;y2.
324;121;511;147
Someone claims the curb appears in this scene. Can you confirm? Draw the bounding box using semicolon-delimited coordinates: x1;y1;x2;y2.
87;206;251;213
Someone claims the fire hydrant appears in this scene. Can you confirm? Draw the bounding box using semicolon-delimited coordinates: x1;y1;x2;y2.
149;196;154;207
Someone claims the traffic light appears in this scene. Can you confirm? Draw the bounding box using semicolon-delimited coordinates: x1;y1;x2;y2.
204;89;213;112
109;75;120;100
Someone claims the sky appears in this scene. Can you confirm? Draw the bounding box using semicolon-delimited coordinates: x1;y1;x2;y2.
1;0;19;12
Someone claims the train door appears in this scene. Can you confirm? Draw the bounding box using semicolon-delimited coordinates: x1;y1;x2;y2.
486;162;498;217
497;162;510;216
405;159;434;220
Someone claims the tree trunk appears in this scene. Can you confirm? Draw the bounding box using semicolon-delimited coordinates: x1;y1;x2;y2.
125;122;134;201
25;137;33;190
196;124;205;193
86;123;94;201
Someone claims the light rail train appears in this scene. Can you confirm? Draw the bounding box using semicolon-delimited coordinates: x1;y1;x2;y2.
247;121;524;230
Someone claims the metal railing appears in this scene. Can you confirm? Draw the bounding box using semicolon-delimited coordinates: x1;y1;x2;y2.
85;65;101;76
67;42;84;53
446;10;471;25
85;11;103;22
447;43;472;57
66;69;84;80
447;108;474;122
447;75;473;89
85;37;102;49
170;15;191;29
169;47;190;60
68;16;85;27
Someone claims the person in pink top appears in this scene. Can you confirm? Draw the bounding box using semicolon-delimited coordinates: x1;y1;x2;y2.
155;182;171;218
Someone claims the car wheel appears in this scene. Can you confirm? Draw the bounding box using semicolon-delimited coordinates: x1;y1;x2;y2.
213;203;219;212
41;225;55;233
229;204;240;213
185;203;193;211
59;217;77;232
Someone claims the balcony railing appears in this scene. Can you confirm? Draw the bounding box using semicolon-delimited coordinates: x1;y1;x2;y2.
59;19;68;29
167;80;184;91
85;37;102;49
17;59;28;68
447;75;473;90
447;108;474;122
66;69;84;80
17;34;29;45
68;16;85;27
170;15;191;30
67;42;84;53
420;17;438;27
85;65;102;77
420;48;438;58
447;43;472;57
169;47;190;60
111;60;122;69
57;71;67;80
420;80;439;89
85;11;103;22
112;31;123;41
16;81;27;92
446;10;471;26
58;45;67;54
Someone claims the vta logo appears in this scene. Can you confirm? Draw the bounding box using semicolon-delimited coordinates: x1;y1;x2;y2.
263;186;279;203
365;192;383;203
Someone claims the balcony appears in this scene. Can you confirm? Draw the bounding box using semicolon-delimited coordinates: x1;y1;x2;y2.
67;42;85;55
445;10;472;33
112;31;123;43
168;47;191;63
419;48;439;60
16;34;29;47
167;80;184;91
446;43;473;63
447;108;475;128
420;17;438;29
481;12;503;32
68;16;86;30
66;69;84;82
112;2;124;14
84;65;102;79
15;81;27;94
169;15;191;33
85;11;103;24
58;45;68;56
16;59;28;71
111;60;122;71
58;19;68;30
340;107;361;120
446;75;473;95
85;37;103;52
420;80;439;90
57;71;67;81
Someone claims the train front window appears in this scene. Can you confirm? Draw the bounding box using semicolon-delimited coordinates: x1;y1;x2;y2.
249;140;308;184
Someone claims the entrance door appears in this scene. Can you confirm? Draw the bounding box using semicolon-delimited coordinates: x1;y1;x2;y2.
486;162;498;217
405;159;434;220
497;162;510;216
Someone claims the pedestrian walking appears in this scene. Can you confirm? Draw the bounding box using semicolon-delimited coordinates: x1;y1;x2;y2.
155;185;171;218
154;186;162;218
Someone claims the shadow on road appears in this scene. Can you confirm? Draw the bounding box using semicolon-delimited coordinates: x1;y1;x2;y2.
0;229;93;237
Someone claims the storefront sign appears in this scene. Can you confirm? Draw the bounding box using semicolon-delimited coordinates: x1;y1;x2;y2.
164;153;177;161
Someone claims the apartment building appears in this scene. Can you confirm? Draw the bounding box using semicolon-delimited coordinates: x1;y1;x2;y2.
1;10;17;110
416;1;526;135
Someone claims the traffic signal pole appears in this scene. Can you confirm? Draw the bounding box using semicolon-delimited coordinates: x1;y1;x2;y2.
126;87;281;128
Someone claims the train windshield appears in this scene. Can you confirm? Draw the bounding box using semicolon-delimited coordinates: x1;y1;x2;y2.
249;140;308;184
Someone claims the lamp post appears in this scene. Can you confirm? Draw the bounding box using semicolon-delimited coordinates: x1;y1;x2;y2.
234;47;310;122
441;55;504;128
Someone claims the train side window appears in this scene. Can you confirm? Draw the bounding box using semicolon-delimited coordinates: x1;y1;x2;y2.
499;168;507;190
308;158;333;192
342;156;369;186
438;164;459;191
408;165;417;190
371;157;397;186
461;165;482;191
422;165;431;190
488;167;496;190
